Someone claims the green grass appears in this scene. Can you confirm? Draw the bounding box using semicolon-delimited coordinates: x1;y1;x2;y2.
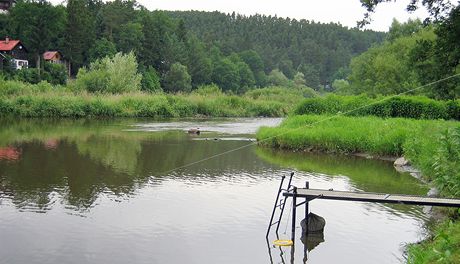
0;80;310;118
294;94;460;120
408;220;460;264
257;115;458;156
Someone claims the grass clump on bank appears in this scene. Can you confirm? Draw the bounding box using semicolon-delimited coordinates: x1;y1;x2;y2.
257;115;458;156
294;94;460;120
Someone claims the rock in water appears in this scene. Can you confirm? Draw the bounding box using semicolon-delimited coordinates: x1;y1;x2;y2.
394;157;410;167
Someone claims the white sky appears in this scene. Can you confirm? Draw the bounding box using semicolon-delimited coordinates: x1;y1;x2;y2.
52;0;431;32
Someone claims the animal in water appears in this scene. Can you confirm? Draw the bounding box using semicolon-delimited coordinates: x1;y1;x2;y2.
188;128;201;135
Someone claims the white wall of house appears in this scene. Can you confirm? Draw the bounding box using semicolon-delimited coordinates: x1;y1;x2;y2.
12;59;28;70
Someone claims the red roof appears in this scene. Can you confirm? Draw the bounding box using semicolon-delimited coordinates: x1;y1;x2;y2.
0;39;21;51
43;51;60;60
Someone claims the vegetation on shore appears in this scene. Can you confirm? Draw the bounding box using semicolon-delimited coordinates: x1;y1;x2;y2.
0;80;313;118
294;94;460;120
256;114;460;263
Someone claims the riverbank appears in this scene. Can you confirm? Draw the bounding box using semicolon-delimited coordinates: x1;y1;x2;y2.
256;114;460;263
0;81;315;118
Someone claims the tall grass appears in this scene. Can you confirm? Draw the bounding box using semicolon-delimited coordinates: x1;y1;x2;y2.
0;80;313;118
294;94;459;120
257;115;458;156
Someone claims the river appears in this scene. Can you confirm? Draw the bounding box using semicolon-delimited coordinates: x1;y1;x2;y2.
0;118;429;264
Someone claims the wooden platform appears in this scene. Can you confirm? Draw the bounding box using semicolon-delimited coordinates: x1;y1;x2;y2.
283;188;460;208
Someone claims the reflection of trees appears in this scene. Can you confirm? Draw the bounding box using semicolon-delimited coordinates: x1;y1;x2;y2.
0;118;277;211
75;135;142;175
256;148;428;195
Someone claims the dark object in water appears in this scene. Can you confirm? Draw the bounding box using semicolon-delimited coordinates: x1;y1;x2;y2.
301;231;325;252
188;128;200;135
300;212;326;234
300;213;326;252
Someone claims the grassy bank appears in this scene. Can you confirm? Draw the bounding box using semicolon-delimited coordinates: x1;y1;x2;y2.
256;114;460;263
294;94;460;120
0;81;312;118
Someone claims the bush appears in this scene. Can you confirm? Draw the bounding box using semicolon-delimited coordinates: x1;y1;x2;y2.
44;62;67;85
75;52;142;94
164;63;192;93
15;68;41;84
141;66;162;93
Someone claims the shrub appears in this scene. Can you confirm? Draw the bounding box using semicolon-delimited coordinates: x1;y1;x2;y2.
164;63;192;93
75;52;142;94
141;66;162;93
15;68;41;84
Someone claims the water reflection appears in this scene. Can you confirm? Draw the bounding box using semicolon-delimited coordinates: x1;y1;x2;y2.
0;118;279;211
0;118;430;264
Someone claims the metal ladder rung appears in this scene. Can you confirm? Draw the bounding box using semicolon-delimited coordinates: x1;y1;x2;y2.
266;172;295;238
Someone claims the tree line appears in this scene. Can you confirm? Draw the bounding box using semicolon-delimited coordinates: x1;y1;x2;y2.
0;0;384;93
335;11;460;99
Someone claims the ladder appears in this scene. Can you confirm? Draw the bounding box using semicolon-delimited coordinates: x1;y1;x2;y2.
266;172;295;238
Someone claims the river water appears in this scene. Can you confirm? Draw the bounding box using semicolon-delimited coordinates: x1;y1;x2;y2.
0;118;429;264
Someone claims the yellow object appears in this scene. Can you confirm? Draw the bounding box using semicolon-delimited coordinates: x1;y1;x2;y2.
273;239;294;247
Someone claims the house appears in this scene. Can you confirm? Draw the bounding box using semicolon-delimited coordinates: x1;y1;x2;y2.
0;37;28;70
0;0;16;13
43;51;71;76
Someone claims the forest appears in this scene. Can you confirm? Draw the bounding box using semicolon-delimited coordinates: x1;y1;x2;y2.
0;0;384;94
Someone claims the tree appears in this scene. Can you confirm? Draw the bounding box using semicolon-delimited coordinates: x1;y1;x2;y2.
359;0;455;27
88;38;117;62
164;62;192;93
115;22;144;54
211;58;240;92
76;52;142;93
293;72;306;86
9;1;66;74
267;69;289;86
186;35;212;87
64;0;96;75
141;66;162;93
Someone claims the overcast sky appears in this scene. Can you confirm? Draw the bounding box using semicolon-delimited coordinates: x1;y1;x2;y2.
52;0;430;32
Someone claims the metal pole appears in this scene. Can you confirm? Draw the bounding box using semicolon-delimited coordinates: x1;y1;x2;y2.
291;187;297;241
305;182;309;235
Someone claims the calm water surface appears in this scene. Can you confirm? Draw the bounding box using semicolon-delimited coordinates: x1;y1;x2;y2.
0;118;429;264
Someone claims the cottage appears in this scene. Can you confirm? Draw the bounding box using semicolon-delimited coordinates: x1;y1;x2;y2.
0;0;16;13
43;50;71;75
0;37;28;70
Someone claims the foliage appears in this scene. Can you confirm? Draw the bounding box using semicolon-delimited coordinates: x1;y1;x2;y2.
268;69;289;87
169;10;384;85
9;1;66;69
43;62;67;85
407;220;460;264
15;68;41;84
211;58;240;92
75;52;141;94
347;26;435;96
257;115;457;156
141;66;162;93
164;62;192;93
294;94;460;120
88;38;117;63
0;81;313;118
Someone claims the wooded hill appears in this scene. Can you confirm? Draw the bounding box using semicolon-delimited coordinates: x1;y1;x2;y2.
0;0;384;92
167;11;385;88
